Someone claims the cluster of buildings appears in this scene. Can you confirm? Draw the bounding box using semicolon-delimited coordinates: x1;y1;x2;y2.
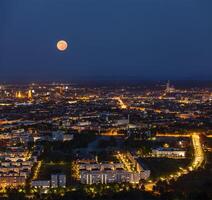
77;152;150;185
32;131;74;142
152;147;186;158
31;174;66;189
0;82;211;192
0;131;42;188
0;129;69;189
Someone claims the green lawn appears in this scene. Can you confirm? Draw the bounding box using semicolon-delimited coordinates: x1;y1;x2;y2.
206;138;212;147
169;153;212;198
37;162;72;185
142;158;191;180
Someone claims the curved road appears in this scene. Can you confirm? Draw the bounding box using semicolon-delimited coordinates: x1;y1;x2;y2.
145;133;204;191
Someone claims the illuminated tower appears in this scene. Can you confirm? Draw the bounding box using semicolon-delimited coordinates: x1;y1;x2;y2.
165;80;175;93
15;91;22;98
59;86;65;95
127;114;130;136
28;90;32;99
166;81;170;93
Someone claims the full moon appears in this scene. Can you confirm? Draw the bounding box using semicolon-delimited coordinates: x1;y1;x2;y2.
57;40;68;51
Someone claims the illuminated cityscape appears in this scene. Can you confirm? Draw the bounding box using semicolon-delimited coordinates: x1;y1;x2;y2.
0;82;211;199
1;0;211;199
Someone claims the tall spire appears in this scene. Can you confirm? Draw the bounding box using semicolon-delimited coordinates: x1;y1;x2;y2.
28;90;32;99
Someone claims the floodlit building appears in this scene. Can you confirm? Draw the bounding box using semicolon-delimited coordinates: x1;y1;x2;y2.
58;174;66;187
33;174;66;188
52;131;73;142
31;180;51;188
51;174;58;188
62;134;74;141
0;176;25;188
79;154;150;185
80;170;143;185
152;147;186;158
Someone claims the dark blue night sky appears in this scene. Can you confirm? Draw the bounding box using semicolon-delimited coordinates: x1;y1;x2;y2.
0;0;211;82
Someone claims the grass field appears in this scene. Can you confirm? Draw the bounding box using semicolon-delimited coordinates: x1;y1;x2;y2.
169;153;212;198
37;162;72;185
142;157;191;180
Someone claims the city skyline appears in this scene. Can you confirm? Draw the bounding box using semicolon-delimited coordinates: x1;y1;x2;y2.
0;82;211;200
0;1;212;199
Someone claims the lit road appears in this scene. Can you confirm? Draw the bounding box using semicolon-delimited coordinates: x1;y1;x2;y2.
32;161;42;180
156;133;191;137
113;97;147;111
156;133;204;170
190;133;204;170
112;97;205;191
100;129;122;136
113;97;127;109
145;132;205;192
116;153;133;172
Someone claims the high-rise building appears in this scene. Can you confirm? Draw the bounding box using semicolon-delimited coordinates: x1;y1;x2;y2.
166;80;170;92
28;90;32;99
51;174;66;188
51;174;58;188
165;81;175;93
58;174;66;187
16;91;23;98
